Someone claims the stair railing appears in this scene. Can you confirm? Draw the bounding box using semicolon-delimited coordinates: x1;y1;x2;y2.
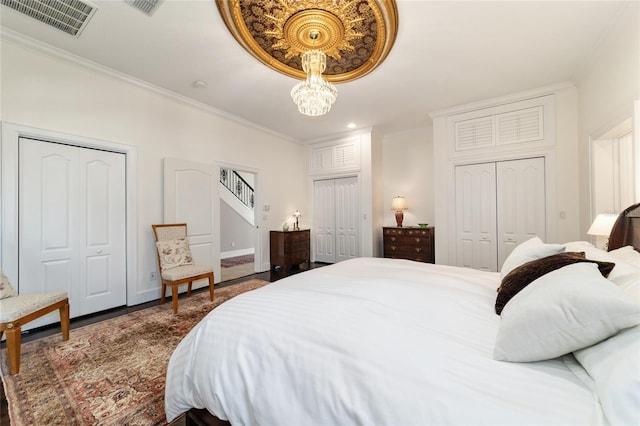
220;168;254;209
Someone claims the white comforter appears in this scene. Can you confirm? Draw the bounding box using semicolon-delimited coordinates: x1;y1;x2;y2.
165;258;604;425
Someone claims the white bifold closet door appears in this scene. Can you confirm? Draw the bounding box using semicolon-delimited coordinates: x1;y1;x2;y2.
19;138;126;327
455;157;546;272
313;177;359;263
496;157;546;268
455;162;497;271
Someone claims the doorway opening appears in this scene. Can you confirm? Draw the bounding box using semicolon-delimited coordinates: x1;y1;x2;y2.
219;167;258;281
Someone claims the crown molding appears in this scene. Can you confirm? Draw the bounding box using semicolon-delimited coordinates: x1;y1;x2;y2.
1;28;301;144
428;81;575;119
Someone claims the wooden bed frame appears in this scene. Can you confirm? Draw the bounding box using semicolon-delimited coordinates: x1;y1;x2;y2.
184;408;230;426
608;203;640;252
182;203;640;426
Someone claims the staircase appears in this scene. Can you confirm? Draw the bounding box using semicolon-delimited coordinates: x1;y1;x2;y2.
220;168;255;225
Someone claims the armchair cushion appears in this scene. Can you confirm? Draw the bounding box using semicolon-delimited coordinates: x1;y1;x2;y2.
0;292;68;322
161;264;213;281
156;238;194;270
0;269;18;300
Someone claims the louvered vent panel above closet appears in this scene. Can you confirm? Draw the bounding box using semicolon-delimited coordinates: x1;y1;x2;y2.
310;139;361;175
496;106;543;145
455;116;494;151
448;95;553;157
313;147;334;171
334;144;356;168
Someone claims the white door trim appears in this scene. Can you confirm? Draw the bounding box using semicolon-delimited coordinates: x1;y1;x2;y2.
1;122;138;306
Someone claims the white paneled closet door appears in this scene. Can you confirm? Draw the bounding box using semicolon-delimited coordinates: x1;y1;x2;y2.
313;179;336;263
334;177;359;262
497;157;546;267
313;177;359;263
455;163;497;271
455;157;546;272
19;138;126;325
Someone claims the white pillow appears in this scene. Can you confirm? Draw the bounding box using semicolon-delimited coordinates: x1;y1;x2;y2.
156;238;194;270
494;262;640;362
500;236;565;279
608;245;640;267
574;325;640;426
563;240;595;251
565;241;639;290
0;269;18;299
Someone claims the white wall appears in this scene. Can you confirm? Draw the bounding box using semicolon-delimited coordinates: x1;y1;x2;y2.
220;201;255;255
576;0;640;237
554;87;581;243
1;39;308;306
382;127;434;229
370;127;384;257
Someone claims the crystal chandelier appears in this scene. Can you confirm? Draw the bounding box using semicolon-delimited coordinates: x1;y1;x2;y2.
216;0;398;117
290;49;338;116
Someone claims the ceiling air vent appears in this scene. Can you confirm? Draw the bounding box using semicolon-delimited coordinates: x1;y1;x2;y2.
125;0;163;16
1;0;97;37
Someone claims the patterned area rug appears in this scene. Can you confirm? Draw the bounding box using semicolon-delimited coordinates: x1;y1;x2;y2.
0;279;268;426
220;254;254;268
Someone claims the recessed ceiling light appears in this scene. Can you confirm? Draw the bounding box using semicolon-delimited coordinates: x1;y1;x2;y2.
347;123;357;129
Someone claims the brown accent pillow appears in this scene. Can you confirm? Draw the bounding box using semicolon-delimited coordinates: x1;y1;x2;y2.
495;252;615;315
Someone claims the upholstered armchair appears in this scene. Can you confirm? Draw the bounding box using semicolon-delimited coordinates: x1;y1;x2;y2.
152;223;215;314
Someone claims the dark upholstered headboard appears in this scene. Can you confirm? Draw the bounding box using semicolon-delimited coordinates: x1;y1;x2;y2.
608;203;640;252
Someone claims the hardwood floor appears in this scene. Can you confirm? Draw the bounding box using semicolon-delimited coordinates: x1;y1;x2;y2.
0;262;327;426
220;261;256;282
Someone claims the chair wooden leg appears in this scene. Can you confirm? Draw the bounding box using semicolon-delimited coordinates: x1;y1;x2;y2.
208;274;215;301
60;302;70;341
160;282;167;305
187;282;192;296
171;285;179;314
6;326;22;375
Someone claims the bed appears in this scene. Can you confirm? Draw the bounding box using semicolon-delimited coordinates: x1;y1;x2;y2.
165;205;640;426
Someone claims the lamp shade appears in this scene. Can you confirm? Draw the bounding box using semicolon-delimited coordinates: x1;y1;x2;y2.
587;213;618;236
390;196;408;211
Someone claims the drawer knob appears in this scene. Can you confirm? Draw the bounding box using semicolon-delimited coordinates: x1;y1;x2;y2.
415;248;422;252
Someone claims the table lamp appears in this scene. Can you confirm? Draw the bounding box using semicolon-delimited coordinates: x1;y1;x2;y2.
587;213;618;249
390;196;408;227
294;210;301;231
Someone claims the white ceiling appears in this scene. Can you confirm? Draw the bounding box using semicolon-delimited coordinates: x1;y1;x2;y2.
0;0;626;142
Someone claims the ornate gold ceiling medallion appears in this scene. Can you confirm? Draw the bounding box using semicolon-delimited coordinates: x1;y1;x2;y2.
216;0;399;83
278;9;348;60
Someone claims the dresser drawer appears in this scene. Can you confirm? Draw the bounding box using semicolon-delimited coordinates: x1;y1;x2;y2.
270;229;310;270
384;234;431;246
382;226;435;264
285;231;309;243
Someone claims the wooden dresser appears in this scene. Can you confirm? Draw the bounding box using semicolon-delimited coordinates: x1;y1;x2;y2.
270;229;310;271
383;226;435;263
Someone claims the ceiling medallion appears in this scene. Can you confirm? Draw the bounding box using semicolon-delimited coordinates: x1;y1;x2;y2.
217;0;398;116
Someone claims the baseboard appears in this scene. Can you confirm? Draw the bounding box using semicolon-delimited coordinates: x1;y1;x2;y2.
220;248;255;259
